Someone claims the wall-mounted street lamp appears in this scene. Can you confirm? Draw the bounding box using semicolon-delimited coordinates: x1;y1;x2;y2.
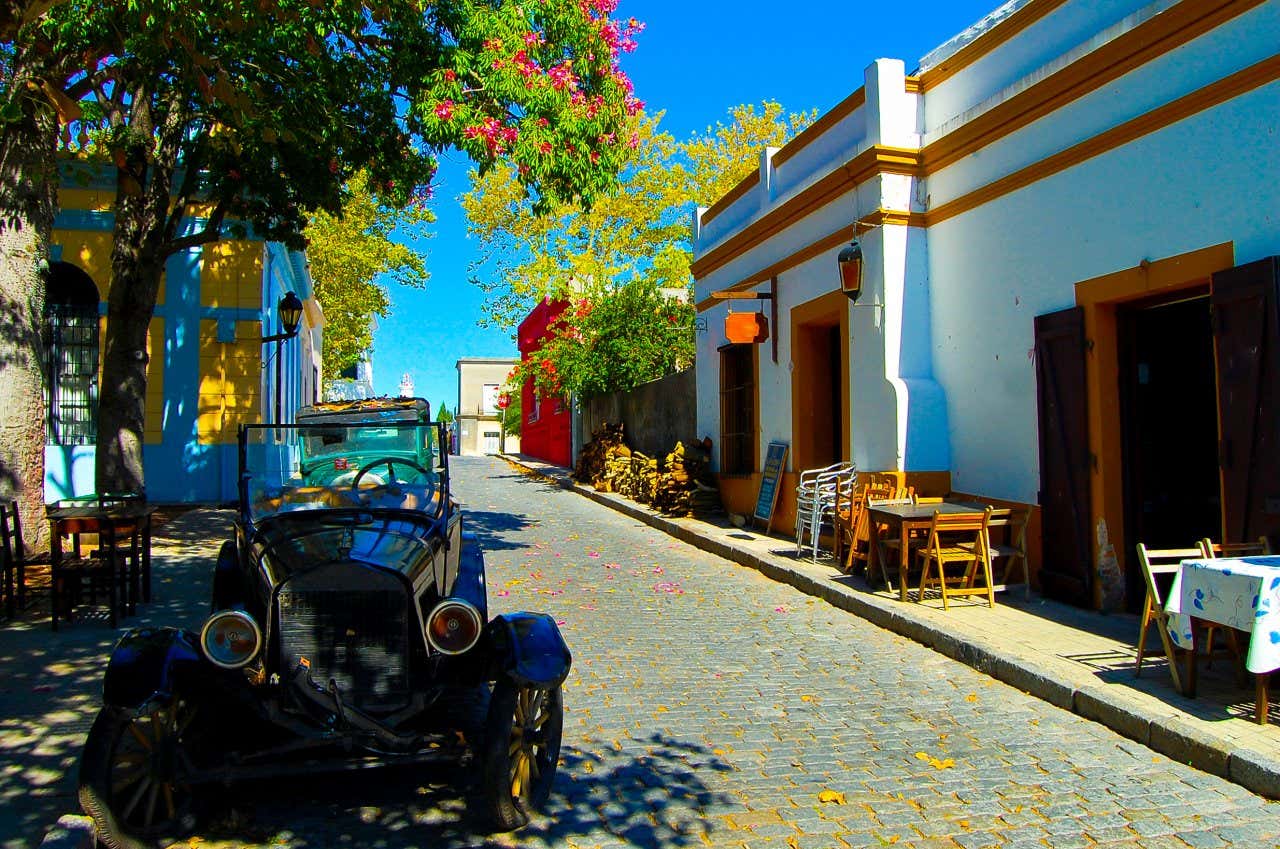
261;291;304;427
837;239;864;302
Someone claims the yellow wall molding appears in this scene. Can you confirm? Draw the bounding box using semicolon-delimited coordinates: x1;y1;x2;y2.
920;0;1267;172
926;52;1280;226
771;88;867;170
692;147;922;281
700;171;761;227
1073;242;1234;609
917;0;1071;91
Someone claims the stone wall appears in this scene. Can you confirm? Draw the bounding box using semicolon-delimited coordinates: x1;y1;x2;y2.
579;369;697;460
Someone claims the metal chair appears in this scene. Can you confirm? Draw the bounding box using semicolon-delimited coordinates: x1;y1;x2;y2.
794;462;855;561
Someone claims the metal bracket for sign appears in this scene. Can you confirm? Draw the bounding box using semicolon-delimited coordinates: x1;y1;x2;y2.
710;280;778;363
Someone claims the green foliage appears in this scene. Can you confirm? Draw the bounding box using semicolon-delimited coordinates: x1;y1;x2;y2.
462;101;815;328
500;389;521;437
305;171;434;380
2;0;645;490
436;401;454;424
511;279;694;400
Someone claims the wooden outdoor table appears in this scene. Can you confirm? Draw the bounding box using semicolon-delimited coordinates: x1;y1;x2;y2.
47;502;155;629
866;501;987;602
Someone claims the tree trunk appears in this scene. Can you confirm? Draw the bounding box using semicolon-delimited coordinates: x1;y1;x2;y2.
94;92;181;495
0;80;56;550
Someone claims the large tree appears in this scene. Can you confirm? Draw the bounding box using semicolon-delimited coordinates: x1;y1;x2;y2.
463;101;813;397
304;170;434;381
2;0;643;503
463;101;814;328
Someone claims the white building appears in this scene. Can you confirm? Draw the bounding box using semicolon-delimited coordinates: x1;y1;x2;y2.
694;0;1280;610
455;358;521;456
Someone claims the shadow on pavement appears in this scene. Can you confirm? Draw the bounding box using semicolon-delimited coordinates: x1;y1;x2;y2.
198;733;733;848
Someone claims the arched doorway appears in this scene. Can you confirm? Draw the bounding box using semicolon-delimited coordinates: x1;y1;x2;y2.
44;262;100;446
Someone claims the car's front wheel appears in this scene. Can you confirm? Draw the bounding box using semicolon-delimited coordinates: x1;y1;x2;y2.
78;700;202;849
481;678;563;831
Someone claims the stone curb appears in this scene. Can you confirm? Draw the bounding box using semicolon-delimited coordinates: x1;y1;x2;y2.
501;455;1280;800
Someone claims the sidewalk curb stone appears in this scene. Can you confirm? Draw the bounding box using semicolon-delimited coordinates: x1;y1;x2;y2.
500;454;1280;800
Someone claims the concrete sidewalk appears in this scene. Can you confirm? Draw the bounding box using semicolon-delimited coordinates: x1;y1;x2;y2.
500;453;1280;800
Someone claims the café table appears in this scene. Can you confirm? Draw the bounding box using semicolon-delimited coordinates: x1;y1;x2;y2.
47;500;156;630
866;501;987;602
1165;555;1280;724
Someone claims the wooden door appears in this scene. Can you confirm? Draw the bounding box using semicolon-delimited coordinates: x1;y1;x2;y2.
1211;257;1280;544
1035;307;1094;604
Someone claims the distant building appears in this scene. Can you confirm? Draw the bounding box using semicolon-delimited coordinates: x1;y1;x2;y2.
517;299;572;468
398;373;415;399
455;358;520;456
325;351;375;402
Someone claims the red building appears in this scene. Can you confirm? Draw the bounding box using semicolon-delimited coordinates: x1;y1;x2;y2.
517;298;573;468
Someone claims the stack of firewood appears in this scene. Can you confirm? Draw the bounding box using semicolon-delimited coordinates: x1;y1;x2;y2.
575;425;721;518
574;423;627;489
653;440;720;517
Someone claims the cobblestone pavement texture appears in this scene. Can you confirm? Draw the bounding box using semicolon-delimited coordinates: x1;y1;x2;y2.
5;456;1280;848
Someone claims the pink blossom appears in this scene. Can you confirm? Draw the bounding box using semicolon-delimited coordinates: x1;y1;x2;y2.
443;69;456;82
434;100;454;121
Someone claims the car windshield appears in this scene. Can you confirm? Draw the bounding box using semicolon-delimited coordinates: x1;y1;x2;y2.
241;422;445;523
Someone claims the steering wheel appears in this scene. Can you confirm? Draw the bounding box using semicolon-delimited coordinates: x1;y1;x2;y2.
350;456;431;489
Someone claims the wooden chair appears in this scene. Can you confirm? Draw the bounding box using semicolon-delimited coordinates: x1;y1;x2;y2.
844;481;903;574
1195;537;1269;670
916;508;994;609
866;493;915;587
1;499;27;618
986;508;1030;599
831;473;864;570
1133;543;1202;694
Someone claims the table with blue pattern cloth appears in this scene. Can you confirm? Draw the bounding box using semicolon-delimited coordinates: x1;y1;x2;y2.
1165;555;1280;723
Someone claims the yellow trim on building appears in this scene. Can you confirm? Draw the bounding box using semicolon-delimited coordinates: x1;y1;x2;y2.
200;240;263;310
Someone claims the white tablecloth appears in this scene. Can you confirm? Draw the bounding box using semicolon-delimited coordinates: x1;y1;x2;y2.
1165;556;1280;674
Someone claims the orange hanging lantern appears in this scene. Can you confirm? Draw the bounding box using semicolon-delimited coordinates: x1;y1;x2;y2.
724;310;769;344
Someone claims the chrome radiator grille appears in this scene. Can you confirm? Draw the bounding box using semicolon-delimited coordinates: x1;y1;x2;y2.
278;565;410;710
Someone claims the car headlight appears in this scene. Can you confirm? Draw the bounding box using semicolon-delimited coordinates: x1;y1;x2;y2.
425;599;482;655
200;610;262;669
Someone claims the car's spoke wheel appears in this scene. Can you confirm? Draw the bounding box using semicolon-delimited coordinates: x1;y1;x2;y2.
482;678;563;831
79;701;202;848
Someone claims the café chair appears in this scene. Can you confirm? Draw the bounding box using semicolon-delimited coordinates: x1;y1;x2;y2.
831;473;864;570
794;462;855;562
1134;543;1204;694
915;507;995;609
865;492;915;588
985;507;1030;599
1196;537;1269;673
1;499;27;618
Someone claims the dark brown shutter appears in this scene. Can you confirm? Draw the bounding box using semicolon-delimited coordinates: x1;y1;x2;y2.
1211;257;1280;544
1035;307;1094;604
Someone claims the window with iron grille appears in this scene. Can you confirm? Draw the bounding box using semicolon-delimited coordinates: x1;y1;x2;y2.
719;344;756;475
44;263;100;446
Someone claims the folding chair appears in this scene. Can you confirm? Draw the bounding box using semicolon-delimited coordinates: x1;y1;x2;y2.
831;473;863;570
1195;537;1269;670
985;507;1030;598
1133;543;1203;694
864;492;914;587
843;480;900;574
916;508;995;609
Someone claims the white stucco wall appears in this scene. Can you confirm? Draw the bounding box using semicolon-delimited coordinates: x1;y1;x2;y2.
694;0;1280;501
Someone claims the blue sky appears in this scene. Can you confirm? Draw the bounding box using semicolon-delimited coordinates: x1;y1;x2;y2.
369;0;999;411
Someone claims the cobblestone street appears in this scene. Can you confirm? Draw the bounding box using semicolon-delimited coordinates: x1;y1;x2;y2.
7;455;1280;847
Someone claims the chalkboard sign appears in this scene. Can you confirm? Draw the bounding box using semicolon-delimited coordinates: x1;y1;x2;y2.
753;441;789;534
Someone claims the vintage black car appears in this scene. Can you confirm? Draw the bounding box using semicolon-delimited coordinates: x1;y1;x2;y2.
78;401;570;846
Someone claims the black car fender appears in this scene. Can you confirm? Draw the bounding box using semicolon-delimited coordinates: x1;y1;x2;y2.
212;539;242;611
453;531;487;618
485;612;572;688
102;626;238;710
